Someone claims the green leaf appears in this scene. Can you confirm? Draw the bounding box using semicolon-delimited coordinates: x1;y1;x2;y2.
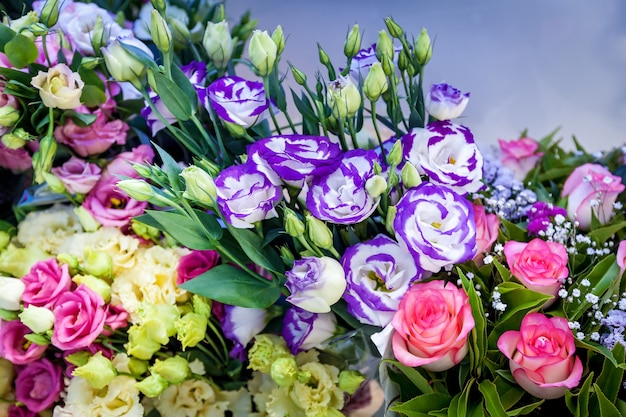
152;143;183;191
493;376;524;410
537;166;575;183
0;67;32;86
593;383;622;417
0;308;19;321
170;63;198;109
588;220;626;243
80;84;107;107
193;209;223;241
565;371;593;417
179;264;281;308
226;225;285;274
565;255;619;321
61;110;97;127
477;380;507;417
149;69;193;121
0;24;16;51
449;379;474;417
506;399;545;416
290;90;319;122
383;359;433;394
390;392;451;416
24;333;50;346
492;258;511;282
595;343;625;402
5;34;38;68
137;210;216;250
499;218;528;242
458;269;487;375
575;338;619;368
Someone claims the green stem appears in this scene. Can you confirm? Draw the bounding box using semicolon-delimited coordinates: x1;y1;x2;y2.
195;341;225;366
263;77;282;135
370;100;386;160
207;317;229;361
283;110;298;134
336;117;348;151
347;118;359;149
191;111;222;163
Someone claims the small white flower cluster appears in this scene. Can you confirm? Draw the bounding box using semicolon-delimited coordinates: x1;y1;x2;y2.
491;286;507;312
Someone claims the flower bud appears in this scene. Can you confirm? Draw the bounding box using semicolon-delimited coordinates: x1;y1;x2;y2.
168;17;191;48
127;357;149;376
270;356;297;387
176;312;207;350
0;245;48;278
305;214;334;250
131;220;161;243
385;205;397;235
365;175;387;199
344;24;361;59
290;65;307;86
381;54;395;77
272;25;285;55
57;253;79;274
139;303;179;345
0;277;25;311
376;30;394;62
83;248;113;279
41;172;66;194
192;294;212;317
223;121;247;138
386;139;403;166
39;0;60;27
19;305;54;333
32;135;57;184
72;352;116;389
136;373;169;398
1;128;29;149
317;43;331;66
74;206;101;232
248;334;291;373
248;30;277;76
384;16;403;39
284;207;305;238
280;245;295;261
150;10;172;53
150;356;190;384
91;15;106;54
339;370;365;394
79;57;99;70
180;165;217;206
126;324;162;360
401;162;422;189
363;62;388;101
72;274;111;302
0;232;9;251
29;22;49;36
415;28;432;65
117;179;155;202
203;21;233;71
326;75;361;119
101;35;154;85
151;0;166;14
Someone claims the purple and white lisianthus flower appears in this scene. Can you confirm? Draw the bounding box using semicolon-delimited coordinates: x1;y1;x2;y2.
425;83;470;121
248;134;343;187
214;163;282;229
394;182;477;273
285;256;347;313
204;76;269;128
222;305;270;360
282;306;337;354
403;120;484;195
306;149;382;224
341;234;422;327
348;43;403;80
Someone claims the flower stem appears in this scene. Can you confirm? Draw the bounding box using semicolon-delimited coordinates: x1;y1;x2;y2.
370;100;386;159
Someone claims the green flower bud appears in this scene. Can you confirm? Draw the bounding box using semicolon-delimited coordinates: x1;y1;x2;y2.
83;248;112;279
384;16;403;39
57;253;79;274
128;357;150;376
385;205;397;235
248;30;277;76
0;244;49;278
39;0;60;27
19;305;54;333
248;334;291;373
72;352;116;389
363;62;388;101
150;0;166;14
415;28;432;65
381;53;395;77
0;107;19;128
214;4;226;22
136;373;169;398
203;21;233;70
365;175;387;199
272;25;285;55
284;207;305;238
397;48;410;72
29;22;48;36
139;303;179;345
0;231;10;251
317;43;331;66
168;17;191;48
10;11;39;35
279;245;295;261
74;206;101;232
338;370;365;394
401;162;422;189
344;24;361;59
176;312;207;350
150;356;190;384
223;121;247;137
290;65;307;86
180;165;217;206
150;10;172;53
270;356;297;387
131;162;154;179
117;179;155;202
305;214;334;250
1;128;30;149
91;15;106;54
80;56;100;70
192;294;212;317
326;75;361;119
101;36;154;86
131;220;161;242
375;30;394;62
72;274;111;302
126;324;162;360
32;135;57;184
41;172;66;194
194;158;221;177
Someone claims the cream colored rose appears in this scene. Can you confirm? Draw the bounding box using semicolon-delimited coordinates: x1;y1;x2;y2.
31;63;84;109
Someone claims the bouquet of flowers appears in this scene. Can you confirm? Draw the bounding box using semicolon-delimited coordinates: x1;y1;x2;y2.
1;0;626;416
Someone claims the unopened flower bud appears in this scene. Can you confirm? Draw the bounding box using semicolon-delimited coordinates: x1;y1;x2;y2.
415;28;432;65
117;179;155;202
290;66;307;86
101;35;154;85
139;303;179;345
317;43;331;66
126;324;162;360
386;140;402;166
381;54;394;77
83;248;113;279
401;163;422;189
272;25;285;55
248;30;277;76
180;165;217;206
339;370;365;394
326;75;361;119
72;274;111;302
131;163;154;179
0;277;25;311
72;352;116;389
344;24;361;59
74;206;101;232
19;305;54;333
150;10;172;53
203;21;233;71
28;22;48;36
131;220;161;242
376;30;394;63
39;0;60;27
192;294;211;317
176;312;207;350
214;4;226;22
1;128;29;149
271;356;297;387
363;62;388;101
385;205;397;235
136;373;169;398
384;16;403;39
91;15;106;54
42;172;66;194
168;17;191;48
57;253;79;274
305;214;334;250
150;0;166;14
397;49;410;72
80;57;100;70
32;135;56;184
150;356;190;384
365;175;387;199
280;245;295;261
284;207;305;238
0;107;19;128
223;121;247;137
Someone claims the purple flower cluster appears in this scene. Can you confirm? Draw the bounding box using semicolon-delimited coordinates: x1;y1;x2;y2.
600;309;626;349
527;202;568;235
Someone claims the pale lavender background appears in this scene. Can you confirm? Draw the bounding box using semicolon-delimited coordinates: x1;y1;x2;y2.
227;0;626;151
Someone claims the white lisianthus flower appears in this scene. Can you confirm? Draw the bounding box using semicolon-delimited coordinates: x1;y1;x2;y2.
285;257;347;313
19;305;54;333
425;83;470;121
151;379;233;416
30;64;85;109
58;376;143;417
17;204;83;254
222;305;270;357
0;276;25;311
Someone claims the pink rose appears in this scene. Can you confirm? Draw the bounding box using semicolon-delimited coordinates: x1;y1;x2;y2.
177;250;221;285
0;142;31;173
498;137;543;181
562;163;625;230
21;259;72;309
54;101;128;156
473;202;499;265
100;143;155;181
8;405;38;417
497;313;583;399
82;177;149;227
51;284;107;350
51;156;102;194
617;240;626;276
391;280;475;371
102;304;129;336
504;238;568;306
0;320;47;365
15;358;63;412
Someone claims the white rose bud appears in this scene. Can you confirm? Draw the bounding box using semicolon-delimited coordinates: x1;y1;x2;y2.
0;276;25;311
19;305;55;333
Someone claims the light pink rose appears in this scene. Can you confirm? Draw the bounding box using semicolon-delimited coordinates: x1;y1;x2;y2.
504;238;568;306
473;202;499;265
497;313;583;399
0;142;31;173
391;280;475;371
100;143;154;181
51;156;102;194
51;284;107;350
498;137;543;181
0;320;47;365
15;358;63;413
21;259;72;309
102;304;129;336
561;163;625;230
54;101;128;157
177;250;221;285
82;176;148;227
617;240;626;276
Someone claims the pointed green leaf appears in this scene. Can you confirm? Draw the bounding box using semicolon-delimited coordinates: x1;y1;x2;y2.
588;220;626;244
226;225;285;274
383;359;433;394
152;143;183;191
593;383;622;417
149;69;193;121
390;392;451;416
137;210;216;250
478;380;507;417
170;63;198;109
506;399;545;416
5;34;38;68
459;269;487;374
595;343;625;403
80;84;107;107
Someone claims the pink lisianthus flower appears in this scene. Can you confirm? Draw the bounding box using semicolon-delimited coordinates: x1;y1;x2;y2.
617;240;626;276
177;250;220;285
498;137;543;181
54;101;128;157
14;358;63;413
0;142;31;173
51;156;102;194
0;320;47;365
100;143;154;181
21;259;72;309
82;176;148;228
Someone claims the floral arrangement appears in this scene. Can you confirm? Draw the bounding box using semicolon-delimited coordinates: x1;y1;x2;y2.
0;0;626;416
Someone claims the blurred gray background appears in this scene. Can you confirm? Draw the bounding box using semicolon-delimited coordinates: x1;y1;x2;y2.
228;0;626;152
